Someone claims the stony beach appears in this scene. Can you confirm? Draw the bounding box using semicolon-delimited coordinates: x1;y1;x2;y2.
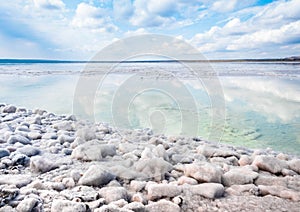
0;104;300;212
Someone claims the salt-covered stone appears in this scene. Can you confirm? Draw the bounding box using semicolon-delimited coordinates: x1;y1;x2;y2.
78;165;115;186
51;199;87;212
147;184;182;200
16;197;41;212
134;157;173;181
288;159;300;174
2;105;17;113
184;162;223;183
252;155;287;174
0;175;32;188
186;183;224;199
17;145;40;157
72;141;116;161
222;167;259;186
0;148;10;158
99;187;128;203
7;135;31;145
145;199;180;212
30;156;58;173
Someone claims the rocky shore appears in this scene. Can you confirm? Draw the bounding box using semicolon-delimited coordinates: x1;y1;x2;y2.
0;104;299;212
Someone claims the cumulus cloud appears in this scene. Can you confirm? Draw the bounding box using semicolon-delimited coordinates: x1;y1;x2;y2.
33;0;65;10
71;3;118;32
130;0;176;27
189;0;300;57
113;0;134;20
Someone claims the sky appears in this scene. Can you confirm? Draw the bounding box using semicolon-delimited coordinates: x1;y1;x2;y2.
0;0;299;60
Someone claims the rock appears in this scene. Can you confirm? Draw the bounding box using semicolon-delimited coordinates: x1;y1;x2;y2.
134;157;173;181
254;175;287;187
11;153;30;166
78;165;115;187
252;155;287;174
53;121;74;131
197;145;240;158
99;187;128;203
26;115;42;125
75;127;97;141
147;184;182;200
72;141;116;161
145;199;180;212
186;183;225;199
30;156;58;173
2;105;17;113
17;145;40;157
62;178;75;189
70;170;82;182
42;133;58;140
7;135;31;145
281;168;298;176
123;202;145;212
131;193;146;204
109;199;128;208
184;162;223;183
226;184;259;196
109;164;146;181
130;180;147;192
58;134;75;143
258;185;300;201
16;197;41;212
0;148;10;158
60;186;100;202
27;131;42;140
177;176;198;185
288;159;300;174
0;175;32;188
238;155;252;166
51;199;87;212
222;167;259;186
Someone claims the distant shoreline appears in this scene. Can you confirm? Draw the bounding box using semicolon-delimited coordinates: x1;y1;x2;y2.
0;57;300;64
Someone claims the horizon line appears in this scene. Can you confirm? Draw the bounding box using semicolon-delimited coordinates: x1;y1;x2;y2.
0;56;299;63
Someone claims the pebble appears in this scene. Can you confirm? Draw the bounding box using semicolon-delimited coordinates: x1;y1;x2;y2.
16;197;41;212
7;135;31;145
186;183;225;199
184;162;223;183
222;167;259;186
30;156;58;173
51;199;87;212
78;165;115;187
252;155;287;174
0;148;10;158
147;184;182;200
98;187;128;203
145;199;180;212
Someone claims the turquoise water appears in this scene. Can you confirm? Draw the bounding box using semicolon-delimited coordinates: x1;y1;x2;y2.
0;61;299;155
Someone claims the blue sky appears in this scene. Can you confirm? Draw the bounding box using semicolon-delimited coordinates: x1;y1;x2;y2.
0;0;299;59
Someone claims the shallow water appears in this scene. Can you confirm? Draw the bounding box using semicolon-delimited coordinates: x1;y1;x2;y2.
0;61;299;155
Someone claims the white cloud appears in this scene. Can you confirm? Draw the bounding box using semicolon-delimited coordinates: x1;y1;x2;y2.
71;3;118;33
130;0;176;27
33;0;65;10
212;0;238;12
189;0;300;58
113;0;134;20
227;20;300;50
